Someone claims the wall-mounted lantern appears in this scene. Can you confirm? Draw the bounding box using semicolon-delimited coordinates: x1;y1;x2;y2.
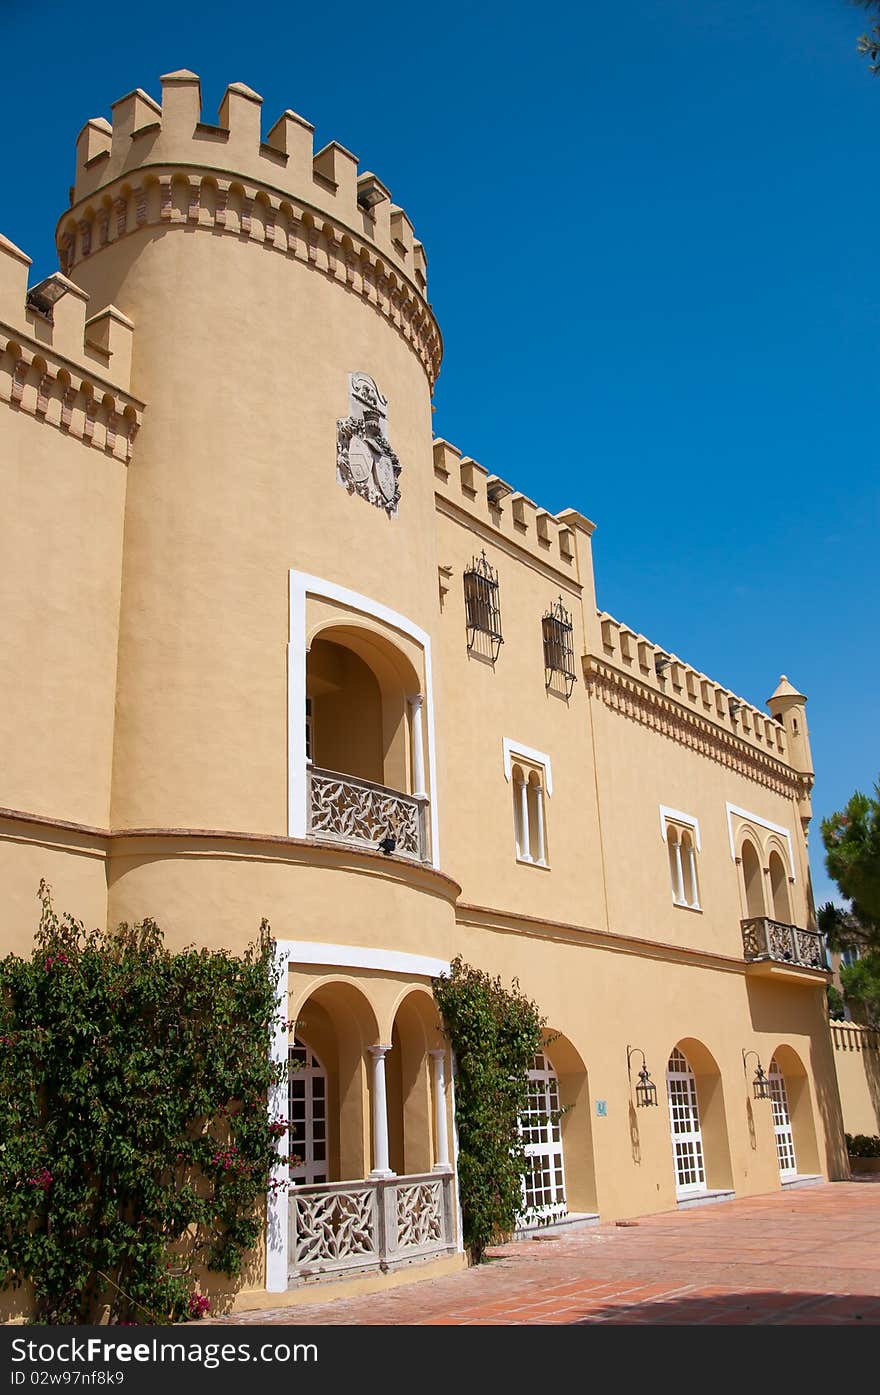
742;1049;771;1100
627;1045;658;1107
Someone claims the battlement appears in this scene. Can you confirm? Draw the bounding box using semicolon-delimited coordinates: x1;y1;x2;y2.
433;437;592;582
0;231;141;460
66;72;429;295
594;610;791;763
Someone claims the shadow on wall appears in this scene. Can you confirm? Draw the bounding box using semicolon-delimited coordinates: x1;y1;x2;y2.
746;980;848;1181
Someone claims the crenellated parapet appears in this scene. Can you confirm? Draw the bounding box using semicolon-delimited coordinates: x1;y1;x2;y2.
433;438;588;582
588;611;813;799
58;72;441;384
0;232;143;461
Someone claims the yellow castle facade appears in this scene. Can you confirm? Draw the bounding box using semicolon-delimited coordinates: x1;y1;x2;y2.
0;71;849;1314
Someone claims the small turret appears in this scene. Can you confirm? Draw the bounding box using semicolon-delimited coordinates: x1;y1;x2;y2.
768;675;813;831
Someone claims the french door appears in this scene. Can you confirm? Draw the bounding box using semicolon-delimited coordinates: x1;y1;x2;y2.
519;1051;568;1223
768;1058;797;1178
667;1048;707;1196
288;1038;328;1185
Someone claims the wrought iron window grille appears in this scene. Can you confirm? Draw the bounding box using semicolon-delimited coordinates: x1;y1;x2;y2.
464;551;503;662
542;596;577;696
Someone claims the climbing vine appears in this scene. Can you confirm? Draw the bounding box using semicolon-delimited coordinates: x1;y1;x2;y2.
432;956;545;1264
0;884;287;1324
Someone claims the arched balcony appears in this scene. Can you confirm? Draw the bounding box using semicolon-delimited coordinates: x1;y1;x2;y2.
305;625;430;862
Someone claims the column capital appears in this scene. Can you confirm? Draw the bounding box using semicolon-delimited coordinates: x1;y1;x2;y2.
407;692;425;709
369;1043;393;1059
428;1047;447;1061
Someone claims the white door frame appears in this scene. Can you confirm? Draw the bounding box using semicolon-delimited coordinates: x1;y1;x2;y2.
667;1048;707;1196
288;1038;329;1186
520;1051;567;1223
768;1058;798;1179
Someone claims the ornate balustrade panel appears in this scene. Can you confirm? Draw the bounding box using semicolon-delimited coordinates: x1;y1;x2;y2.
289;1181;379;1276
741;918;826;970
308;767;425;860
289;1173;455;1281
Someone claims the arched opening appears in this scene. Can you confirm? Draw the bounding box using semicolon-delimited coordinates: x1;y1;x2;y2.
680;830;699;908
769;1045;820;1176
667;825;683;903
520;1049;567;1223
667;1039;734;1196
768;850;791;924
386;989;444;1176
305;623;428;858
741;838;765;918
291;979;381;1181
512;763;530;861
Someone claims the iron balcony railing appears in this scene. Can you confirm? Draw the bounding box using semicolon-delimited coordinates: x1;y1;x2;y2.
288;1172;456;1280
741;917;827;970
307;766;428;862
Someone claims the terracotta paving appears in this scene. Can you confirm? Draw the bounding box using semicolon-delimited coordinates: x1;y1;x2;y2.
217;1182;880;1326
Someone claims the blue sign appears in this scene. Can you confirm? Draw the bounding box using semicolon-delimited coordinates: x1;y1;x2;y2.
596;1099;608;1117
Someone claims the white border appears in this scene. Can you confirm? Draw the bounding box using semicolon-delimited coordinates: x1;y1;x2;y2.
502;738;554;796
725;802;796;881
265;939;453;1292
288;571;440;868
659;805;702;852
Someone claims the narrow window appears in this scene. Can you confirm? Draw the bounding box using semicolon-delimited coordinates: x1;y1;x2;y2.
542;596;577;697
667;1048;706;1196
463;551;503;661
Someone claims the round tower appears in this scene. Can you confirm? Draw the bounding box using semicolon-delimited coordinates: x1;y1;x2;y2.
58;72;452;949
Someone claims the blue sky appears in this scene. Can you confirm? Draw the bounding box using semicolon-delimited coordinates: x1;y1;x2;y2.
2;0;877;907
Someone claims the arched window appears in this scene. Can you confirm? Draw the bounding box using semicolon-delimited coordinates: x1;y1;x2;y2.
666;1048;706;1196
768;850;791;924
511;763;548;866
768;1058;797;1178
527;772;547;866
519;1052;567;1223
680;830;699;909
667;825;683;904
740;839;764;919
662;810;700;908
288;1038;328;1186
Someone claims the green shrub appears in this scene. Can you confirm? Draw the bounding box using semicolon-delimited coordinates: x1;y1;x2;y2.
846;1133;880;1158
0;884;286;1324
433;956;545;1264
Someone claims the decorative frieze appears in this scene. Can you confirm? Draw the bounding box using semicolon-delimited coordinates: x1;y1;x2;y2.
59;173;442;383
0;341;142;462
586;657;809;799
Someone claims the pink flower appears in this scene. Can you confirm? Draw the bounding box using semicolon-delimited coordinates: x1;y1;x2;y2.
188;1293;211;1319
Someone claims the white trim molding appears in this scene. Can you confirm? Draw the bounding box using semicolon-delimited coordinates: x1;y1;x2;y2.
288;571;440;867
265;939;453;1292
659;805;702;852
502;738;554;796
725;802;796;881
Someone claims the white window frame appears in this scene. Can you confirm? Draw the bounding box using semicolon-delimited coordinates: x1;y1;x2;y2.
667;1048;707;1196
725;803;796;882
288;571;440;868
660;806;701;910
768;1058;797;1179
288;1038;328;1186
518;1051;567;1225
504;739;551;868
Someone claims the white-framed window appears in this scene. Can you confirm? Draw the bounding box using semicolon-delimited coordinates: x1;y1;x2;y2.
768;1058;797;1179
519;1051;567;1224
660;807;701;909
288;1038;328;1186
504;739;552;868
667;1047;706;1196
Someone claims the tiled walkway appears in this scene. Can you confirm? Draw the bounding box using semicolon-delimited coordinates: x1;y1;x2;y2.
222;1181;880;1325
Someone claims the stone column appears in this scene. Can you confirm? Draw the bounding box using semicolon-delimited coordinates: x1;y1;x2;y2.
686;843;699;907
408;694;427;798
517;776;532;862
369;1044;395;1178
672;837;685;904
429;1049;451;1171
533;784;547;866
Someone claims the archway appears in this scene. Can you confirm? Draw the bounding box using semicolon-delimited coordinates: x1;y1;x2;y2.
768;850;791;924
291;978;380;1181
769;1045;820;1176
386;988;444;1176
667;1039;733;1196
740;838;765;918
